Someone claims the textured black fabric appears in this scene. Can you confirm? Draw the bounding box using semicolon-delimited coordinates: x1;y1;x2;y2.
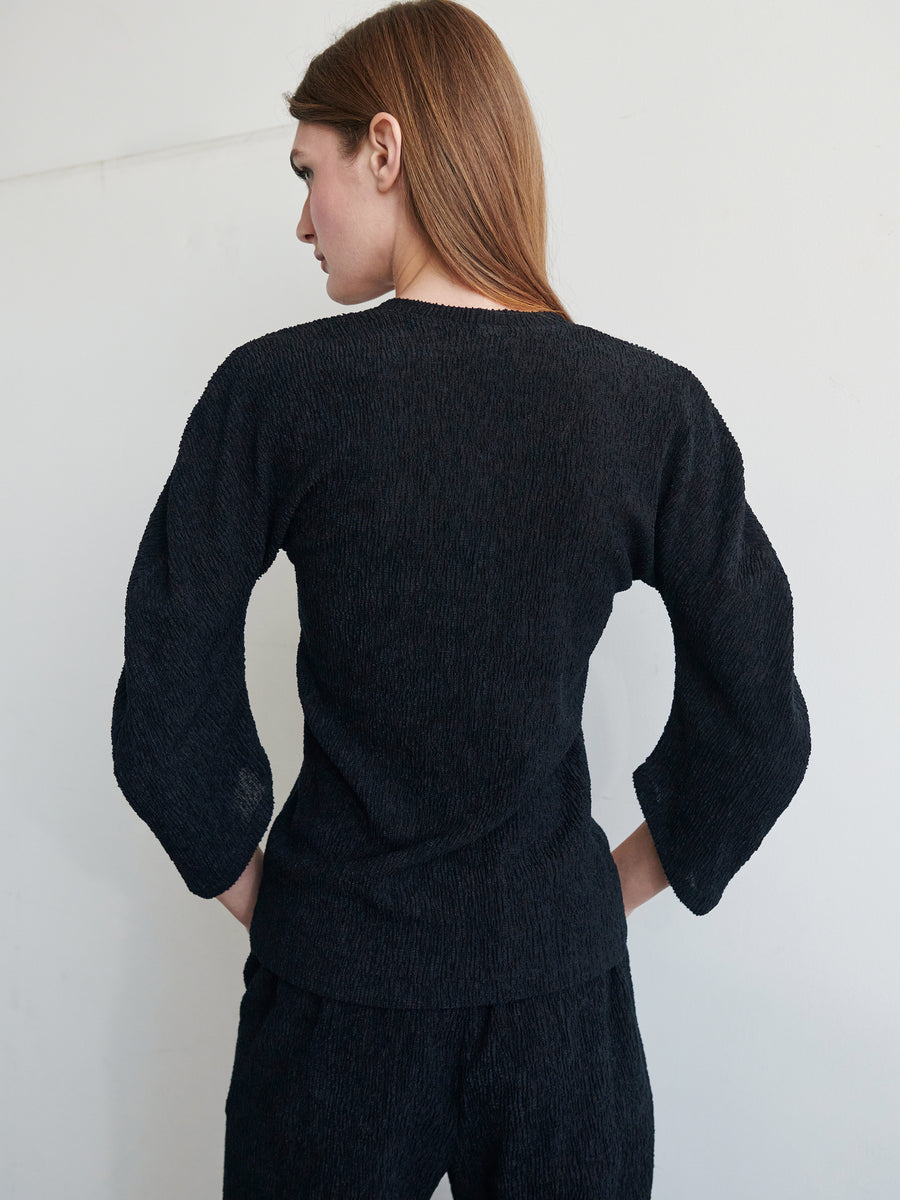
111;296;811;1006
222;947;654;1199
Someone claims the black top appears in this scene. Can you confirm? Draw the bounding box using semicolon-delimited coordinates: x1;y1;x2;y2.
111;296;811;1008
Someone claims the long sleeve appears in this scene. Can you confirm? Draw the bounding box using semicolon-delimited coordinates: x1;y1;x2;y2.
632;365;812;916
111;345;289;899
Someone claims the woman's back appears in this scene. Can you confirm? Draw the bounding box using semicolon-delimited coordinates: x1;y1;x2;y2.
111;293;810;1007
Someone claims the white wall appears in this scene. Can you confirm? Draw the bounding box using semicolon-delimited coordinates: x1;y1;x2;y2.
2;1;897;1196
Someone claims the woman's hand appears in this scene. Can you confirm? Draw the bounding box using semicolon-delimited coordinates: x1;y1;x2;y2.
215;846;265;931
611;821;671;919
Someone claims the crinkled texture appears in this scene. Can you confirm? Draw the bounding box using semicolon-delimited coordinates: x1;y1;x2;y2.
631;366;811;915
111;298;811;1007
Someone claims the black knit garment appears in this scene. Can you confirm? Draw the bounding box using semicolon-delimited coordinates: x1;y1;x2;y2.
111;297;811;1008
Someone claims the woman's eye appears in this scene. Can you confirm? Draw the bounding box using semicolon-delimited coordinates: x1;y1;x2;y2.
297;167;311;184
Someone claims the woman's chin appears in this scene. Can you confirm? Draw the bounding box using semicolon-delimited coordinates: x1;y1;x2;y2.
324;277;393;307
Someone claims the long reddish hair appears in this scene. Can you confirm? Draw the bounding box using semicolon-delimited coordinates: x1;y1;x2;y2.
282;0;572;319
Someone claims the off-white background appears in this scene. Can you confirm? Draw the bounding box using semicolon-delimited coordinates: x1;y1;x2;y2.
2;1;897;1196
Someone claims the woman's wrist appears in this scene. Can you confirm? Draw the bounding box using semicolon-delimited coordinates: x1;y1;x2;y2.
216;845;265;930
612;820;670;917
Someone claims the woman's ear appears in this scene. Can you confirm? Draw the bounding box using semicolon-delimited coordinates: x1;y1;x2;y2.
366;111;403;192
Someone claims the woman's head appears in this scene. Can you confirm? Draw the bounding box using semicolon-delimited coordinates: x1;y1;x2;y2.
283;0;571;319
289;115;412;307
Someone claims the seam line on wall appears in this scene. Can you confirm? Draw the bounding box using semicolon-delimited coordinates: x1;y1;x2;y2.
0;124;295;187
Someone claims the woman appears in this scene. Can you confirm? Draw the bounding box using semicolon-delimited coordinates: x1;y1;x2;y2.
111;1;811;1197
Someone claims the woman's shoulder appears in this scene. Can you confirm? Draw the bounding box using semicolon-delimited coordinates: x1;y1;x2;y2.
572;318;691;386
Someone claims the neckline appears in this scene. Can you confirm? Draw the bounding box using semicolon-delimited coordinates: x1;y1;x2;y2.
379;296;567;320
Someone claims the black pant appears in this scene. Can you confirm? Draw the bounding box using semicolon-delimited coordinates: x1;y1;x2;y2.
223;947;654;1199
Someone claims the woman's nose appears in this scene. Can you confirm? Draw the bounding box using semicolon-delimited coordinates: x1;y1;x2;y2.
296;197;314;243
